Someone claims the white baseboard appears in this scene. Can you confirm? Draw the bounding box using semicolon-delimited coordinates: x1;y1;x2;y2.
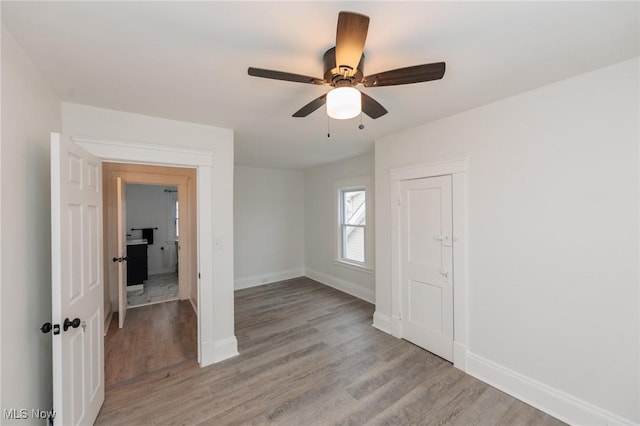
305;268;375;304
372;311;392;334
103;310;113;336
466;351;636;426
234;268;304;290
452;342;467;372
200;336;239;367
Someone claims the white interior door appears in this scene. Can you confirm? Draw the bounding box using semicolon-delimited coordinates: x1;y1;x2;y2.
117;177;128;328
399;175;454;361
51;133;104;425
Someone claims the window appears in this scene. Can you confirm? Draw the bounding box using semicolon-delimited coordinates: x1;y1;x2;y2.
340;188;366;264
340;189;366;263
335;175;372;270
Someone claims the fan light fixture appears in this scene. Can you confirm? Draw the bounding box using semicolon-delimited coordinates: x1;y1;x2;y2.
326;87;361;119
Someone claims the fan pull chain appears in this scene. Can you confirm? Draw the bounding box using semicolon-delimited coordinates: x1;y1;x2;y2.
327;115;331;138
359;112;364;130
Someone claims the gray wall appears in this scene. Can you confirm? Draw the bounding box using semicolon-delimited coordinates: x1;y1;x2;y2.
304;153;375;302
375;58;639;423
1;26;61;423
233;166;305;289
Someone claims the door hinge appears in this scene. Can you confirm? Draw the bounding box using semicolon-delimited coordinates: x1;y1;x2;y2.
397;197;402;206
198;272;201;279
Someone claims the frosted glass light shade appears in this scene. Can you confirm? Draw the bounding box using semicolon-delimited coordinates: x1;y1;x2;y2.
326;87;361;119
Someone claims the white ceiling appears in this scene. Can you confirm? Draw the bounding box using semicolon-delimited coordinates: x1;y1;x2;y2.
2;1;638;169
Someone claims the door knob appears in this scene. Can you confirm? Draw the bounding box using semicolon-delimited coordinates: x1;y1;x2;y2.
41;322;60;335
63;317;81;332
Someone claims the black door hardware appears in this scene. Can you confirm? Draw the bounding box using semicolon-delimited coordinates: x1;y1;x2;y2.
112;256;128;263
41;322;60;335
63;317;81;332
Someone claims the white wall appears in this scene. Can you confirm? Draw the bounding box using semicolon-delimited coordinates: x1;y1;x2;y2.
375;58;639;424
126;184;178;276
1;26;61;423
234;167;304;289
61;102;237;365
304;153;375;303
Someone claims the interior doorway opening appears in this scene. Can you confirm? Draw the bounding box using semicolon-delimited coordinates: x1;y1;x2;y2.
125;183;180;308
102;162;198;328
102;162;198;386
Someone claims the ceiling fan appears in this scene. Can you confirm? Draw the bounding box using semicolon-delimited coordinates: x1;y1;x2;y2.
247;11;446;120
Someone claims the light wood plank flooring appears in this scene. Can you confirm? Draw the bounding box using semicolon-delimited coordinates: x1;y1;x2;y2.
97;277;564;425
105;300;197;388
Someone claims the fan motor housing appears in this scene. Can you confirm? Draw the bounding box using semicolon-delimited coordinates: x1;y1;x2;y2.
323;47;364;87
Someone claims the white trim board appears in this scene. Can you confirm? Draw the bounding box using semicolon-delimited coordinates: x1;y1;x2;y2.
372;311;392;334
234;268;305;290
74;137;214;167
466;352;637;426
75;136;237;367
305;268;375;304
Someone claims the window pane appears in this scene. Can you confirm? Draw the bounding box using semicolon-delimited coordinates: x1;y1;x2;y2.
175;200;179;238
342;190;365;225
344;225;365;263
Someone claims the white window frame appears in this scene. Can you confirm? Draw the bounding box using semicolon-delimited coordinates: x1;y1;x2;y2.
334;176;373;271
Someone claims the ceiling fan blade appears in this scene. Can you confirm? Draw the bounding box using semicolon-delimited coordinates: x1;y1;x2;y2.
361;92;388;119
363;62;446;87
292;94;327;117
248;67;325;85
335;11;370;74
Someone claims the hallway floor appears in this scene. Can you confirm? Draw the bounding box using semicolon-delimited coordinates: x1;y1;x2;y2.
104;300;197;388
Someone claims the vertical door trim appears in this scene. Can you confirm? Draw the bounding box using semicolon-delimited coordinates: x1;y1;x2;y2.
389;158;468;370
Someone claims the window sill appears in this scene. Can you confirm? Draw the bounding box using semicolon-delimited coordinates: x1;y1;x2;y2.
333;259;374;274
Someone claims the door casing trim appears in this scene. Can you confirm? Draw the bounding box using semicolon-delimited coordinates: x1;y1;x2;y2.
75;136;238;367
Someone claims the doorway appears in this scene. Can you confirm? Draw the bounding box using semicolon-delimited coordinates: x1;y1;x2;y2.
389;158;468;369
102;162;197;328
76;135;237;368
125;183;180;308
102;162;198;385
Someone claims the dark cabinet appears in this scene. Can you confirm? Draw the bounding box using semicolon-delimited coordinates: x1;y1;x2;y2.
127;243;148;285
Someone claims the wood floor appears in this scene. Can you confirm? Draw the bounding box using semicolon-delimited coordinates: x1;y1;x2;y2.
96;277;564;425
104;300;197;388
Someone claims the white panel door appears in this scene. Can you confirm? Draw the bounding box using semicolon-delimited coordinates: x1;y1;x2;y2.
51;133;104;425
116;177;127;328
400;175;453;361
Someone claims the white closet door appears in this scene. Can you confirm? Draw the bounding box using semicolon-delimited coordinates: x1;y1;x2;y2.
400;175;453;361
